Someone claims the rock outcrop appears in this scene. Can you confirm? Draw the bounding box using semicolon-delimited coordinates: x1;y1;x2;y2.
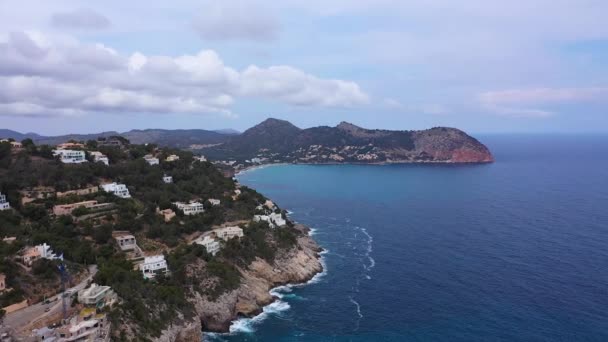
195;224;323;332
151;224;324;338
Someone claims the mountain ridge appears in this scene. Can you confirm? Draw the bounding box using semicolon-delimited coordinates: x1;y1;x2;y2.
206;118;494;164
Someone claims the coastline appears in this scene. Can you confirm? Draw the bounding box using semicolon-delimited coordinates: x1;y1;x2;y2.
194;223;324;334
234;158;494;176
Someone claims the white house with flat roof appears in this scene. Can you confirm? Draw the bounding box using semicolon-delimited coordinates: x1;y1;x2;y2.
166;154;180;162
53;149;87;164
101;183;131;198
213;226;244;241
35;243;63;261
140;255;169;279
194;235;221;256
143;155;159;165
174;201;205;215
254;212;287;228
90;151;109;165
208;199;221;206
194;155;207;162
78;283;116;308
0;192;10;211
163;175;173;184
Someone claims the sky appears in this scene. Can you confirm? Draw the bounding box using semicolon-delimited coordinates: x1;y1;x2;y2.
0;0;607;135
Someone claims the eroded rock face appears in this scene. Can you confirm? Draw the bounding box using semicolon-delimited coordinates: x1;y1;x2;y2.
155;318;203;342
149;224;324;339
196;225;323;333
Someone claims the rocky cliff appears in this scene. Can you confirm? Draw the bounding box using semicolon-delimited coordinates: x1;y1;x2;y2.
152;224;323;339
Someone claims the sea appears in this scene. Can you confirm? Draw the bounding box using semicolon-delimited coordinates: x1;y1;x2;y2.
206;134;608;342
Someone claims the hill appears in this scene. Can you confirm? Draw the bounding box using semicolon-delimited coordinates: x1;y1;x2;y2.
205;118;494;164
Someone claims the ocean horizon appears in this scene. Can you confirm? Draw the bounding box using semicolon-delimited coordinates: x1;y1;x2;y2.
208;134;608;341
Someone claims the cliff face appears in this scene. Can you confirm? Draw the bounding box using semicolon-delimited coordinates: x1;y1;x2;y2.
206;119;494;164
150;224;323;339
194;225;323;332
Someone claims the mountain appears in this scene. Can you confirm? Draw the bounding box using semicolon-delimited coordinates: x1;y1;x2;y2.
1;128;233;149
205;118;494;164
0;129;44;141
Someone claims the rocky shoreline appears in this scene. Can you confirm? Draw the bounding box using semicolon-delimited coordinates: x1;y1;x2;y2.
155;224;324;341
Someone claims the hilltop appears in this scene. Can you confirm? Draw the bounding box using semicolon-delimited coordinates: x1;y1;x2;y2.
204;118;494;165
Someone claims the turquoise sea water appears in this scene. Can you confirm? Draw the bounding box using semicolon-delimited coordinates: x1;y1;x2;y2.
208;135;608;341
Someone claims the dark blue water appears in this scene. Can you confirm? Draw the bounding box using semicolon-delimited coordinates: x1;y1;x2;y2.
209;135;608;342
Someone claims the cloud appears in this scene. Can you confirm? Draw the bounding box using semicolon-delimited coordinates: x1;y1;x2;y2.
193;1;279;42
50;8;111;30
479;87;608;117
0;31;368;117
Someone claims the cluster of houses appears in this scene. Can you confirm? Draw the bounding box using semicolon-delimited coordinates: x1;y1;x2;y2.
192;226;244;256
30;283;116;341
112;232;168;280
253;200;287;228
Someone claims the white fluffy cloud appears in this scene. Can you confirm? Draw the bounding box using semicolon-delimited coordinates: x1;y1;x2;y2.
479;87;608;118
0;32;369;117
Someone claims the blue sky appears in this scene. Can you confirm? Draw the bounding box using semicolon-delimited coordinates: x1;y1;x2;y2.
0;0;607;135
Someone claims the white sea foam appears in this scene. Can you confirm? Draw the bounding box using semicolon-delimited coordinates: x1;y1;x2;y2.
228;299;291;334
349;296;363;331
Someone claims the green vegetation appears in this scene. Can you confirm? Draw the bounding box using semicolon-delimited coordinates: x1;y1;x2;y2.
0;138;301;338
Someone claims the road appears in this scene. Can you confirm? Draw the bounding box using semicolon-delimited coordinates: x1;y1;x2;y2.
2;265;98;333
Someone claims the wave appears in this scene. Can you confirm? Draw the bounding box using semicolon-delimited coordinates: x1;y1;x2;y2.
228;300;291;335
349;296;363;331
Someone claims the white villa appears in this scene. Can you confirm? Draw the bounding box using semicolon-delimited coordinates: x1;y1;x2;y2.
90;151;109;165
0;192;10;211
100;183;131;198
53;149;87;164
194;235;221;256
166;154;180;162
174;201;205;216
140;255;169;279
163;175;173;184
115;234;137;251
78;283;116;308
194;155;207;162
213;226;244;241
254;212;287;228
208;198;221;206
143;155;160;165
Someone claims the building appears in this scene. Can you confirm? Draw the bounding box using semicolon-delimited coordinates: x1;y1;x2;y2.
53;149;87;164
98;137;124;148
55;311;109;342
0;273;6;292
2;236;16;244
0;192;10;211
90;151;109;165
174;201;205;216
213;226;244;241
0;139;22;149
57;142;85;149
22;243;63;266
232;189;242;200
143;154;159;165
193;155;207;162
162;175;173;184
21;247;41;266
140;255;169;279
254;212;287;228
53;200;99;216
165;154;180;162
208;198;221;206
100;183;131;198
157;208;176;222
114;234;137;251
56;186;99;198
78;284;116;308
194;235;220;256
